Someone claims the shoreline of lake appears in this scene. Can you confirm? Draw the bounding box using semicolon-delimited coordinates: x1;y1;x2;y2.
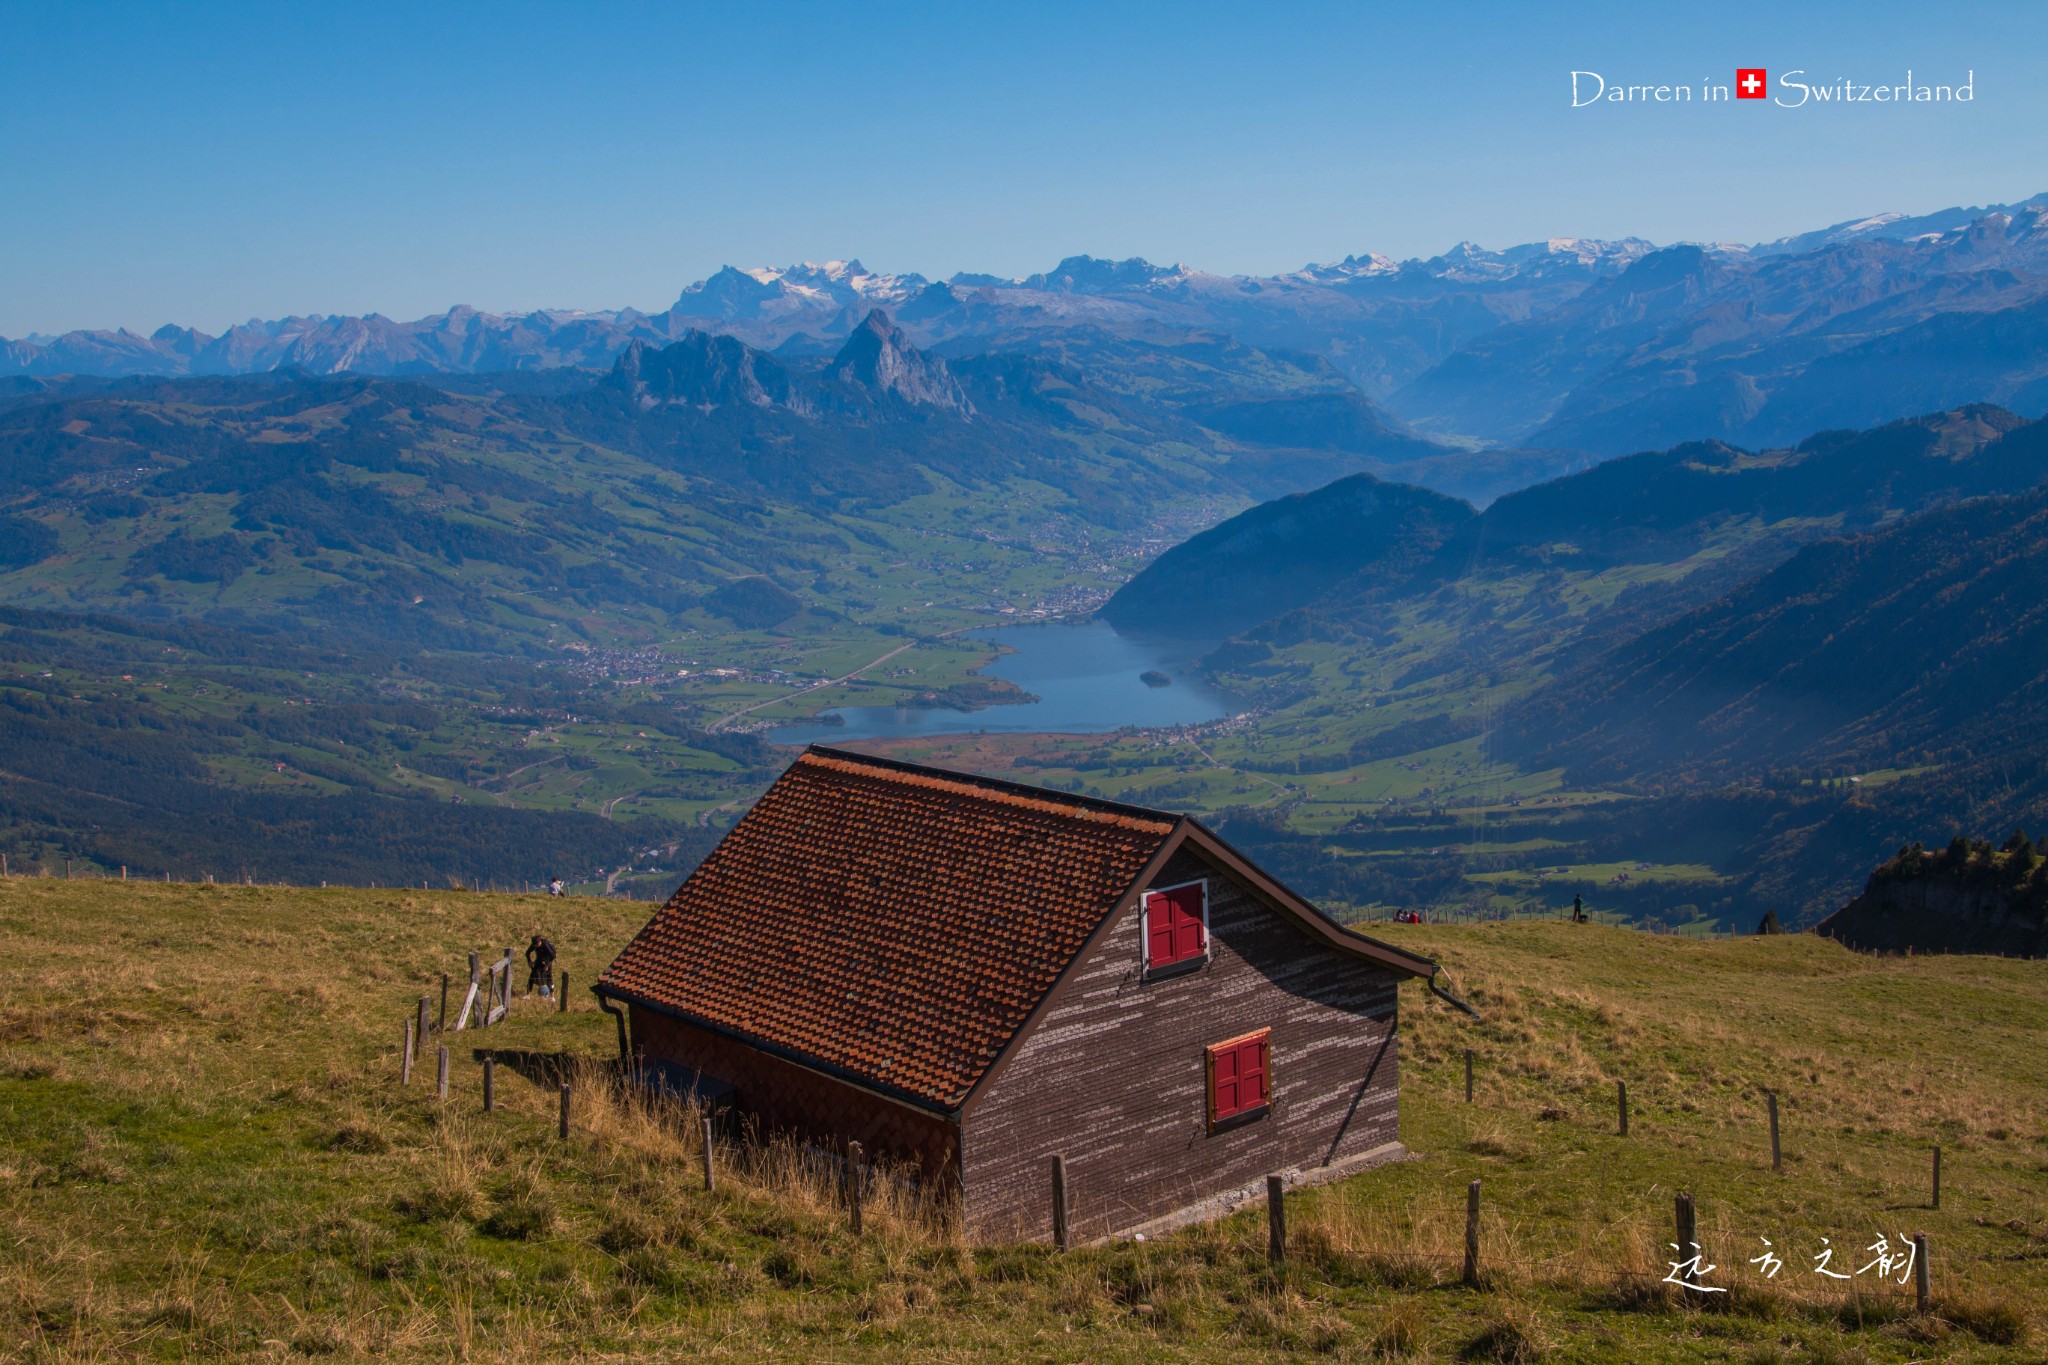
766;619;1234;746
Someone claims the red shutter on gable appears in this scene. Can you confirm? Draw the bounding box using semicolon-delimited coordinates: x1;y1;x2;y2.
1145;892;1178;965
1207;1029;1271;1124
1144;882;1206;969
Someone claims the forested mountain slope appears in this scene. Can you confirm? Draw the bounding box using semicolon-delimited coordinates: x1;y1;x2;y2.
1098;474;1474;637
1106;406;2041;646
1503;476;2048;784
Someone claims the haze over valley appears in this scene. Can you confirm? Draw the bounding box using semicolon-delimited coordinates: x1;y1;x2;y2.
7;193;2048;933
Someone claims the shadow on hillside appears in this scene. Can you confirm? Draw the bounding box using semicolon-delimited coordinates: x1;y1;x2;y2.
469;1047;595;1088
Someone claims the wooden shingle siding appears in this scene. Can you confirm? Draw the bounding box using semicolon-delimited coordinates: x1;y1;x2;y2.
631;1007;961;1178
959;848;1400;1242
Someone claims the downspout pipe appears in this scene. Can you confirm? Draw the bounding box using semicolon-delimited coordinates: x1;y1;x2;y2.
595;988;631;1065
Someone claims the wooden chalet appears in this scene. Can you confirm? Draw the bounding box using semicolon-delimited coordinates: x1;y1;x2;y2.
594;745;1446;1242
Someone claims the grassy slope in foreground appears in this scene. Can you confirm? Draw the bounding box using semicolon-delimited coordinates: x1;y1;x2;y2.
2;879;2043;1363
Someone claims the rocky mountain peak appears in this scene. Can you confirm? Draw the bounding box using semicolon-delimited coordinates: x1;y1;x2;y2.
605;331;800;412
828;310;972;414
1023;255;1179;294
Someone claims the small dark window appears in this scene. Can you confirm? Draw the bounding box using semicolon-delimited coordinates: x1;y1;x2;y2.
1207;1029;1270;1126
1144;881;1207;971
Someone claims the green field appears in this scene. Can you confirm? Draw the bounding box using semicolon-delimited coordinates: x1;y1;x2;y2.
0;381;2005;924
4;878;2042;1361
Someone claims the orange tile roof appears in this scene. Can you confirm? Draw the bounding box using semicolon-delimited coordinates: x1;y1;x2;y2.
598;746;1179;1110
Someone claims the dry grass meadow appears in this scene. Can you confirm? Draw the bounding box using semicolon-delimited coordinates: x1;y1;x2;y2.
1;876;2043;1362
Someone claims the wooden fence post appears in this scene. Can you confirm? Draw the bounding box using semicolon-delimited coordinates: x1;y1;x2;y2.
438;974;449;1033
1050;1154;1070;1251
401;1019;414;1085
1931;1146;1941;1210
558;1082;571;1140
1465;1048;1474;1103
417;997;431;1055
436;1046;449;1100
503;947;515;996
468;950;480;986
121;866;126;881
1913;1233;1930;1313
1675;1192;1698;1287
1464;1179;1482;1288
1766;1092;1782;1172
701;1116;716;1192
846;1141;865;1234
1266;1174;1286;1263
1617;1080;1628;1137
483;1055;495;1112
559;972;569;1012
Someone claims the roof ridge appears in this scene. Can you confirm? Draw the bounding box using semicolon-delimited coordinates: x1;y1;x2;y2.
801;745;1179;833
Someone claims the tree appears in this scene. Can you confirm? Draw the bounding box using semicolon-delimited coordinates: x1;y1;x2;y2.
1756;909;1783;935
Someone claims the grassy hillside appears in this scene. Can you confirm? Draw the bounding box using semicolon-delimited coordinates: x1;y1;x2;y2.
3;877;2042;1361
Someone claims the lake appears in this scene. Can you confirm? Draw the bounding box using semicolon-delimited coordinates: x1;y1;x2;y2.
767;619;1236;745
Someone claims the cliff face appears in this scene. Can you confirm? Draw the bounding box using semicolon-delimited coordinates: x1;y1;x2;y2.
1817;844;2048;957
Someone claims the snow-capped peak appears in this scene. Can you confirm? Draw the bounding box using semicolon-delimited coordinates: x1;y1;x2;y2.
1290;252;1400;283
680;261;925;314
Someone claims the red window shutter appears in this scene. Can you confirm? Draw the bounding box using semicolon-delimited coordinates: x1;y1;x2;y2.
1146;883;1206;969
1213;1043;1240;1116
1145;892;1178;965
1208;1028;1270;1123
1241;1035;1269;1108
1170;885;1204;960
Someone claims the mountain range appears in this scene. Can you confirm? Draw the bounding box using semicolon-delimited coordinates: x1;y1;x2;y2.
14;193;2048;922
1105;405;2038;636
11;192;2048;461
0;314;1485;667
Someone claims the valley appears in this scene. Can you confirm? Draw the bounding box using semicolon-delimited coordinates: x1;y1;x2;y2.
10;199;2048;931
10;359;2048;930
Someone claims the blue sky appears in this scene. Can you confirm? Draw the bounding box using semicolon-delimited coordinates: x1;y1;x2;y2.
3;0;2042;334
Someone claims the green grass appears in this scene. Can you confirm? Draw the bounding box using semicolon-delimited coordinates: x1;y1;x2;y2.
3;878;2042;1361
1469;861;1721;890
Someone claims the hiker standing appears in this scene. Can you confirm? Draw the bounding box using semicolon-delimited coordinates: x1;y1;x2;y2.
526;933;557;998
547;876;564;897
1572;894;1586;923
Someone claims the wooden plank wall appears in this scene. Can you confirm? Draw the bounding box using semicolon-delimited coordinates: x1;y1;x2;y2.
959;847;1400;1241
630;1008;960;1178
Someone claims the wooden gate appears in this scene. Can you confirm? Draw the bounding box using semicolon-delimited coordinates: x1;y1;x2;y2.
454;948;514;1030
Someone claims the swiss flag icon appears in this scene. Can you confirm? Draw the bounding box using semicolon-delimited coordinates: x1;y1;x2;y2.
1737;68;1768;99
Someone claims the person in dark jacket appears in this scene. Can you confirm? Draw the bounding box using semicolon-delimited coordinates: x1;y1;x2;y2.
525;933;557;998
